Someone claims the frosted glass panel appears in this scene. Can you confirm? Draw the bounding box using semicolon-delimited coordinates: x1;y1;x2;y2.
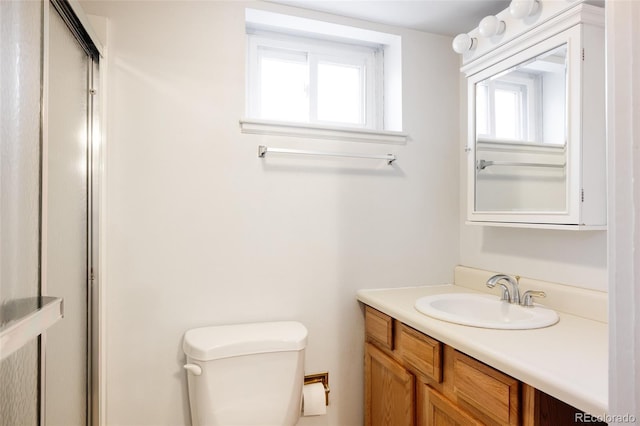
0;1;43;425
0;344;39;426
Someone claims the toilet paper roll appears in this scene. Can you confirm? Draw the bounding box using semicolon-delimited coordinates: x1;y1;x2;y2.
302;382;326;416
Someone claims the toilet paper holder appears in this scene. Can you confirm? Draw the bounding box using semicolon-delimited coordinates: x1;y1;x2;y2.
304;372;330;406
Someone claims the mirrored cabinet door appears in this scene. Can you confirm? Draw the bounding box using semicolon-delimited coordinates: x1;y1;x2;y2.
475;43;567;214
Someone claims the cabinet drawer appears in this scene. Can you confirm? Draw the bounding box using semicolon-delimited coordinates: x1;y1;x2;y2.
452;351;519;425
365;306;393;350
396;323;442;383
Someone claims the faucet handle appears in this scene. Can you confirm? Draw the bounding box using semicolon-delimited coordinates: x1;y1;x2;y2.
520;290;546;307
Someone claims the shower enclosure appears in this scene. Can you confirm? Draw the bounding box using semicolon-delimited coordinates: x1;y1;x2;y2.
0;1;102;424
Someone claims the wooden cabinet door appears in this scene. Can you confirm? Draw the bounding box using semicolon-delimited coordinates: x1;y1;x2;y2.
365;342;415;426
423;386;483;426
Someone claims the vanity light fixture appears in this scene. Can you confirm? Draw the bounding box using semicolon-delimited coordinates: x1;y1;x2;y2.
509;0;540;19
452;33;477;54
479;15;506;37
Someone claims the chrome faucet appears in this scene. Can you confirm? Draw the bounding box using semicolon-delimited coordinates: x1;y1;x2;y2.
486;274;547;306
486;274;520;304
485;275;511;301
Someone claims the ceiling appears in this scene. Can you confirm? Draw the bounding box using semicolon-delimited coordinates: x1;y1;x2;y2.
266;0;511;36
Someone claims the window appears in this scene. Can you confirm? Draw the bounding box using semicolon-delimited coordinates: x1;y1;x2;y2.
242;9;405;143
247;30;381;129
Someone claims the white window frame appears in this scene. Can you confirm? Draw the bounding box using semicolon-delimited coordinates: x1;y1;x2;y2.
241;8;407;144
246;30;382;130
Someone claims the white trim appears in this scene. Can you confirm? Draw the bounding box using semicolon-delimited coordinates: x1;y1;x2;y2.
465;221;605;231
246;8;399;47
607;0;639;420
239;118;407;144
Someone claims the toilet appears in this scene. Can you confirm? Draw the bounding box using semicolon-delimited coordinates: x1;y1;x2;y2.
183;321;308;426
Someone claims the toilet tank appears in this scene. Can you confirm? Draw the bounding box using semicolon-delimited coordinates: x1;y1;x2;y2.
183;321;307;426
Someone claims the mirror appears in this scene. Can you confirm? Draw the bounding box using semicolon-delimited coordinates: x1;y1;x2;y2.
474;44;567;213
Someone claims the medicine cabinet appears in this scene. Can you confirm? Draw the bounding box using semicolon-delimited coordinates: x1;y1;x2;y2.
462;3;605;229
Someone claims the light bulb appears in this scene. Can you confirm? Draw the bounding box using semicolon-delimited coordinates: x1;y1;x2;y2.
479;15;506;37
509;0;540;19
452;33;477;54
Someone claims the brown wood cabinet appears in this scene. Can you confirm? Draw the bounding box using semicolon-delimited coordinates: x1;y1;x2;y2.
365;343;415;426
363;305;604;426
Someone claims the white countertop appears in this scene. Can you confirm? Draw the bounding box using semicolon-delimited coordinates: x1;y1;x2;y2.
357;284;608;417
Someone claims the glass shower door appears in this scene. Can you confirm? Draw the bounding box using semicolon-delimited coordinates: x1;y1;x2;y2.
43;2;93;425
0;1;44;425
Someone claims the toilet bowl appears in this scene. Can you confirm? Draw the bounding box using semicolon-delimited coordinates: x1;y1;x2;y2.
183;321;307;426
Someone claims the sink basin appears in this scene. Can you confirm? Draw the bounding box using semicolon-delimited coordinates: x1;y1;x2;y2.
414;293;559;329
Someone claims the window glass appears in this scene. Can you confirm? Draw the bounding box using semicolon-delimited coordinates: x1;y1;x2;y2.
258;47;309;122
317;61;362;125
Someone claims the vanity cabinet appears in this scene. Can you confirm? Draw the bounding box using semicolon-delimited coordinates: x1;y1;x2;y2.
462;3;605;228
363;306;603;426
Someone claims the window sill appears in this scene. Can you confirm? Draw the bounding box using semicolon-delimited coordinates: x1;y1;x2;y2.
239;118;408;145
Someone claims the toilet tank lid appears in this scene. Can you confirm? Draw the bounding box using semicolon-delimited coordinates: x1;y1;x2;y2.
183;321;308;361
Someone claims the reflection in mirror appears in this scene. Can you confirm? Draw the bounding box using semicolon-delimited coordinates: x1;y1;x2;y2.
476;44;567;145
474;44;568;213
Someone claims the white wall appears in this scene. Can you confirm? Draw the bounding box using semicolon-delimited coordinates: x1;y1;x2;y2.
79;1;460;425
458;55;608;292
